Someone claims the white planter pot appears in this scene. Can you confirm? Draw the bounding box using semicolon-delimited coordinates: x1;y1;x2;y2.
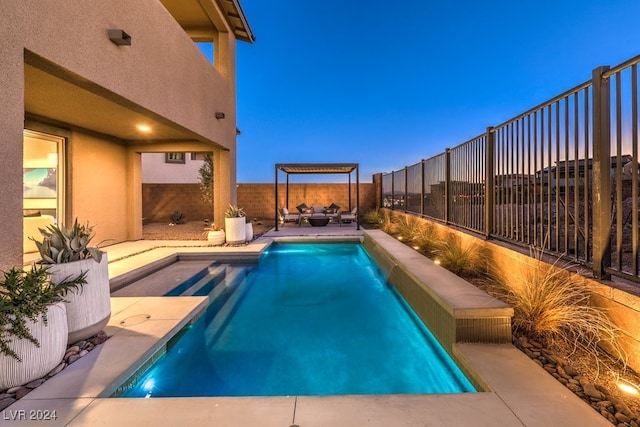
245;222;254;242
225;217;246;245
48;254;111;343
207;230;225;245
0;302;68;390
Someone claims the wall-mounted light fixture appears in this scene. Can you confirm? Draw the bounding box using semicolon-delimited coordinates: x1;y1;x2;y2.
108;29;132;46
215;112;226;119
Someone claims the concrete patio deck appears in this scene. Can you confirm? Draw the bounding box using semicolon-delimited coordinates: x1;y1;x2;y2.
4;225;609;426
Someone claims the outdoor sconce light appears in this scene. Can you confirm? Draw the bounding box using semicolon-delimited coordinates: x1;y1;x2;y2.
215;112;225;119
108;29;132;46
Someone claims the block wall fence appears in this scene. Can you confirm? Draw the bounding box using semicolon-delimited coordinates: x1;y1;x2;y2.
142;182;378;224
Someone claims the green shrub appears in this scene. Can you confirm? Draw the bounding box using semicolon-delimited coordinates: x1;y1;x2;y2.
0;265;87;361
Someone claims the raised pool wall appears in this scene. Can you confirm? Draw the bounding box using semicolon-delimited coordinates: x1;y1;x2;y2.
362;231;513;356
379;210;640;373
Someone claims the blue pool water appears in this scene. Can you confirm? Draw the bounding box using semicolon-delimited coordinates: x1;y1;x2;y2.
119;243;476;397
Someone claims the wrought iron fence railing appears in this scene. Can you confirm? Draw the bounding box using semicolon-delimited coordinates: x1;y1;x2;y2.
380;54;640;284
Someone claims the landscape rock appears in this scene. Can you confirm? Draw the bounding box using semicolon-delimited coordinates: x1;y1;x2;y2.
563;365;579;376
25;378;45;389
0;397;16;411
601;410;617;424
613;401;634;417
67;354;82;364
15;387;31;400
47;362;66;377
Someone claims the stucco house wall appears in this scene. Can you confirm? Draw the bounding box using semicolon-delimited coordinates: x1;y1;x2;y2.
0;0;250;269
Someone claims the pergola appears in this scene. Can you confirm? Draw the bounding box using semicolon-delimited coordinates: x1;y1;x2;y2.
274;163;360;231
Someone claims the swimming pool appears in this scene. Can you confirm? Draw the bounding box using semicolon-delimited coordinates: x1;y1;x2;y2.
118;243;476;397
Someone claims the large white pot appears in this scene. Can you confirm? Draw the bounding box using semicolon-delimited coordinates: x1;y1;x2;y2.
0;302;68;390
225;217;246;245
48;254;111;343
245;222;254;242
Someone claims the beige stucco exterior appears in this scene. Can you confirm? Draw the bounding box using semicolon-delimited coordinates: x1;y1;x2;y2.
0;0;252;269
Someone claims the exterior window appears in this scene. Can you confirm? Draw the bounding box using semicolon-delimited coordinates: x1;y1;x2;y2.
165;153;186;164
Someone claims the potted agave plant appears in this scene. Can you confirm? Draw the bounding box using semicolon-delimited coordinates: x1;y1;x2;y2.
32;219;111;343
0;265;86;390
224;205;246;245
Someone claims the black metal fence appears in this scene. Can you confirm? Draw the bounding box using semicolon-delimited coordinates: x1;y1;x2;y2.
381;55;640;284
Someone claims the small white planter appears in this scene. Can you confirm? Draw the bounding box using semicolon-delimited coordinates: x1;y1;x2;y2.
225;217;246;245
0;302;68;390
245;222;254;242
207;230;225;245
48;254;111;343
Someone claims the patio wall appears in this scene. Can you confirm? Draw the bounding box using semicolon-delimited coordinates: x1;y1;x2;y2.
142;182;377;223
142;184;213;224
237;183;376;220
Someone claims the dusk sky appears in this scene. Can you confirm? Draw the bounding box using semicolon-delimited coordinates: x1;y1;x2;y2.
233;1;640;183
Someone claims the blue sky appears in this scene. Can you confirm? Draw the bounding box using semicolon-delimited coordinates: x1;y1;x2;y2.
233;0;640;183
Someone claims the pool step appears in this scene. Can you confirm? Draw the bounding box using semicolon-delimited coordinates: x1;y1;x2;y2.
203;267;251;345
180;265;227;296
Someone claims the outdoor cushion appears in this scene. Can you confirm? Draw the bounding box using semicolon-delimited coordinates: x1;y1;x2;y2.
325;208;335;214
282;207;289;215
311;206;325;213
303;208;314;214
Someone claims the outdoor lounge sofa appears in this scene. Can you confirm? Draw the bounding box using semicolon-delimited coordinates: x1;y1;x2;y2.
295;203;341;224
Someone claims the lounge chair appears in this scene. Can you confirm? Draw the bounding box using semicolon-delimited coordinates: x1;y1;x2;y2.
280;207;300;225
339;207;357;225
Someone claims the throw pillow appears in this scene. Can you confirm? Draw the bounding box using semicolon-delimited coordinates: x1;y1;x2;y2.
329;203;340;211
282;207;289;215
296;203;308;213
